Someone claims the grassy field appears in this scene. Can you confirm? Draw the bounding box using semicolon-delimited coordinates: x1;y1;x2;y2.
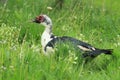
0;0;120;80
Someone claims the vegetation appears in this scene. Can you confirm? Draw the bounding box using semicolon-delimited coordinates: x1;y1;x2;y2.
0;0;120;80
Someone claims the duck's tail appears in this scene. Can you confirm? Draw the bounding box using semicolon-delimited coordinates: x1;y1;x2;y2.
82;49;113;58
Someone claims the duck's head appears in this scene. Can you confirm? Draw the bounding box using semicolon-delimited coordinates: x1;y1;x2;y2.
33;15;52;27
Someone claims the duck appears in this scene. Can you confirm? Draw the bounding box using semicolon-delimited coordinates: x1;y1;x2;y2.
33;14;112;58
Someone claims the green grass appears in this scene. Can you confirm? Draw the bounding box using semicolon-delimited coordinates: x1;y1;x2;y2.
0;0;120;80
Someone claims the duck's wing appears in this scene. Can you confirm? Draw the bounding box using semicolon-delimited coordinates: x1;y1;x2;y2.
44;36;96;52
60;36;96;51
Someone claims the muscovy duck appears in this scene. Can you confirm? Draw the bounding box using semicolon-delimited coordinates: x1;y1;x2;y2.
33;14;112;57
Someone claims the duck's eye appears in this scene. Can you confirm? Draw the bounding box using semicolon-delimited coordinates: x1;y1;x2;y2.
38;16;45;22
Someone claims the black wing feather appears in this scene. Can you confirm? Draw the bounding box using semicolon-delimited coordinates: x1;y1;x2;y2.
44;36;95;52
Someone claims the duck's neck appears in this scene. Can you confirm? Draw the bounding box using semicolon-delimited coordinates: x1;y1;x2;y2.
44;25;52;34
41;25;53;49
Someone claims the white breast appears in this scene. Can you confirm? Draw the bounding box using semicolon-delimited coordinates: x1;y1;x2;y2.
41;31;52;49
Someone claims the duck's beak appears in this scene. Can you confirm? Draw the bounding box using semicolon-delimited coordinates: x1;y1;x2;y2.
32;19;41;23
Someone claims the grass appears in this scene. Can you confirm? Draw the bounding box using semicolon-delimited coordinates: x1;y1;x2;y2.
0;0;120;80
